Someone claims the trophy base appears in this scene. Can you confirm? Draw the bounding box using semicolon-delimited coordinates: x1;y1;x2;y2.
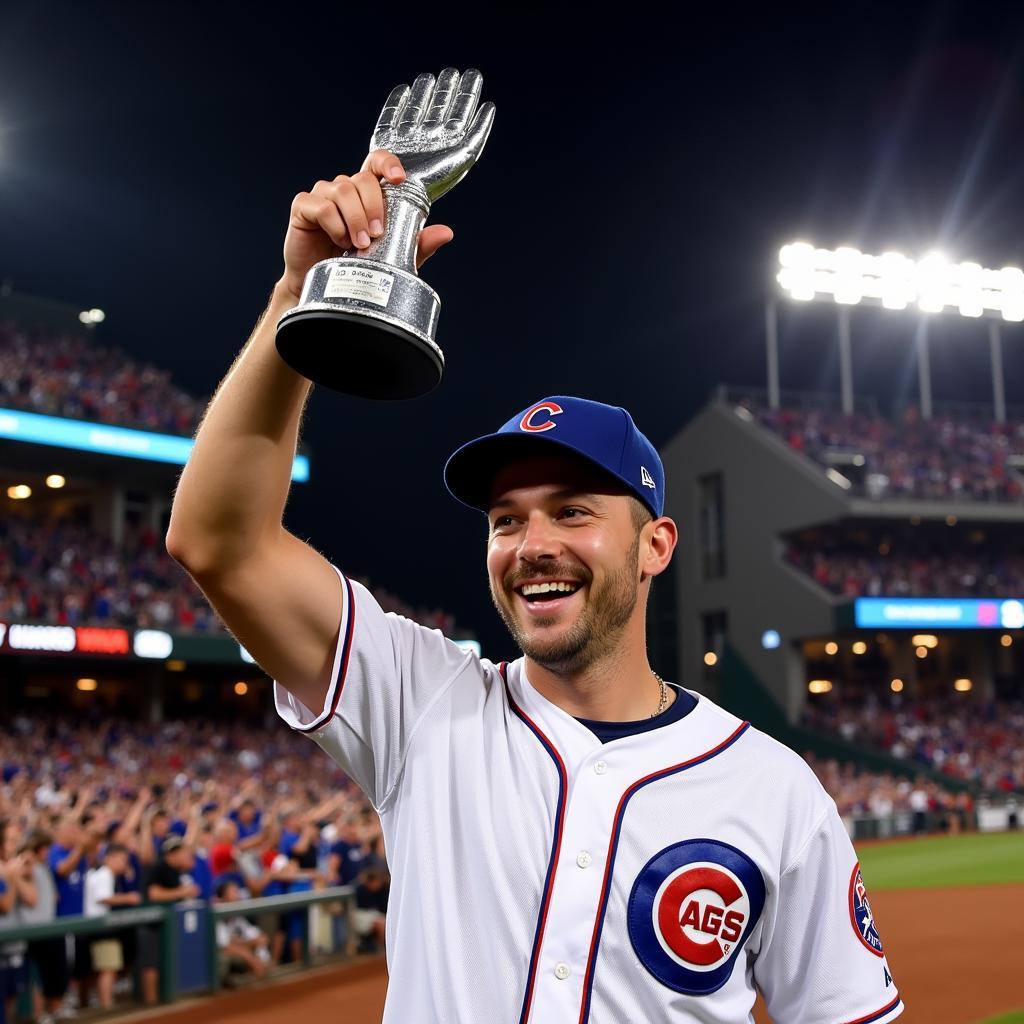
276;257;443;400
276;309;443;400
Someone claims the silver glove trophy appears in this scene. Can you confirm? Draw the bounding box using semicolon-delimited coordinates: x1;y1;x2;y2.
276;69;495;399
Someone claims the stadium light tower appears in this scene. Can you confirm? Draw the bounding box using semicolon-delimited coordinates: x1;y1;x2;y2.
769;243;1024;420
79;307;106;327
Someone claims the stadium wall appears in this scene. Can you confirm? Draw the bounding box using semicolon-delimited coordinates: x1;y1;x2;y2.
662;399;849;718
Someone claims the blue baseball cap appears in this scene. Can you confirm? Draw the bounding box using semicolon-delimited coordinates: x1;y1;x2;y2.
443;396;664;518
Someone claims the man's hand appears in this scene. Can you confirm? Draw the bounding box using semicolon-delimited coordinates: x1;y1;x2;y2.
279;150;454;301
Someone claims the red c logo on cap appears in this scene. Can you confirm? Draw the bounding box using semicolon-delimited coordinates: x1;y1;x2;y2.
519;402;564;433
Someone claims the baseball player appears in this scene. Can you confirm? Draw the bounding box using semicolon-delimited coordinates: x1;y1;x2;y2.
167;114;903;1024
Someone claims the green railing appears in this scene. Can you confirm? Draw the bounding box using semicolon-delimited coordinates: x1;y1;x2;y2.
1;905;177;1002
0;885;356;1009
206;886;356;986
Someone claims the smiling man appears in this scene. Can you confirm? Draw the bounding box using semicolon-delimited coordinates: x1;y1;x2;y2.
167;133;902;1022
446;398;681;728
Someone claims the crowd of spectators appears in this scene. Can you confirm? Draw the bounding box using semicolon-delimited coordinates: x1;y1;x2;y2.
0;715;386;1019
0;321;475;641
0;321;205;438
0;517;219;635
787;544;1024;597
804;754;974;832
744;399;1024;502
803;694;1024;793
0;515;476;641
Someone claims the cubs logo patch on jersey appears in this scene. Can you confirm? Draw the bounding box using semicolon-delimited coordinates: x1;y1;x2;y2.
627;838;766;996
849;863;884;956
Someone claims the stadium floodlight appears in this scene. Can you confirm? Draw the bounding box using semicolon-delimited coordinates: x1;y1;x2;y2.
770;242;1021;421
777;243;1024;321
78;307;105;325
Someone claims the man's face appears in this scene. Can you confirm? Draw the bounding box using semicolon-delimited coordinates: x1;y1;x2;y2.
486;456;646;674
167;847;192;871
216;820;238;844
57;820;80;848
2;823;22;859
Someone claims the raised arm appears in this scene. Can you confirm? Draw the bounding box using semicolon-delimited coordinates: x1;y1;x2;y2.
13;854;38;908
165;147;452;714
183;803;202;849
138;809;156;867
0;866;14;913
114;787;150;847
303;791;347;826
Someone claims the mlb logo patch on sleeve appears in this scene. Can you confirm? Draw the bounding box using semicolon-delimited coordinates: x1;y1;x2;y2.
849;863;885;956
627;839;766;996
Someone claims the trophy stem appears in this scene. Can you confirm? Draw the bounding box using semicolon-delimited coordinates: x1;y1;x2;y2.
356;182;430;274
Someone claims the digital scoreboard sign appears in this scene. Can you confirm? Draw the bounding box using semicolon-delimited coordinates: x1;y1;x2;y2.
0;623;483;665
1;623;178;659
0;407;310;482
854;597;1024;630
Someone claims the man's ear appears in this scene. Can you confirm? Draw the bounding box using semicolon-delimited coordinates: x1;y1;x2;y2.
640;517;678;580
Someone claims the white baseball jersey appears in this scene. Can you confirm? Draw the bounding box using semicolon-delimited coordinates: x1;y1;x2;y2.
274;567;903;1024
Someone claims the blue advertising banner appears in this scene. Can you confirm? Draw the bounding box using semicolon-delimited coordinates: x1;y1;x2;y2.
854;597;1024;630
0;407;310;482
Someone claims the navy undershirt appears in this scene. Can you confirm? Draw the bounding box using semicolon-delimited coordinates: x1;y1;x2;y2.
574;684;698;744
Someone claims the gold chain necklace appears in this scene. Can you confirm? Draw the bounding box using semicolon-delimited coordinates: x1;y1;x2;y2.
651;671;669;718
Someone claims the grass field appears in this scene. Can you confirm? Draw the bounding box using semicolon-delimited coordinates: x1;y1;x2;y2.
858;830;1024;890
976;1013;1024;1024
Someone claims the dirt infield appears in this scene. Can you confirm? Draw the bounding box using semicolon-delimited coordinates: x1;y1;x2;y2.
137;885;1021;1024
863;884;1022;1024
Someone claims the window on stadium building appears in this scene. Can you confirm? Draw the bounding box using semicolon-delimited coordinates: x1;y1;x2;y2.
698;472;726;580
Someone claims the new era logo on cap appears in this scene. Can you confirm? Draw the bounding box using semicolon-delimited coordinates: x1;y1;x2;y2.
444;395;666;518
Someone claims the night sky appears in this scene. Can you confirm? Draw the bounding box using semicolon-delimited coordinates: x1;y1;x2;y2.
3;2;1024;657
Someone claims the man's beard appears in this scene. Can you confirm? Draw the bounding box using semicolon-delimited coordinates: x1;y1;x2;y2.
490;532;641;675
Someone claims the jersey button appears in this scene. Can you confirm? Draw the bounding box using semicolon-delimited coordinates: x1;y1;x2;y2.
576;851;592;869
554;962;571;980
594;760;608;775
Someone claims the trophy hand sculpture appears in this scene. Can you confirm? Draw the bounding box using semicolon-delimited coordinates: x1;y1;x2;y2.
276;69;495;400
